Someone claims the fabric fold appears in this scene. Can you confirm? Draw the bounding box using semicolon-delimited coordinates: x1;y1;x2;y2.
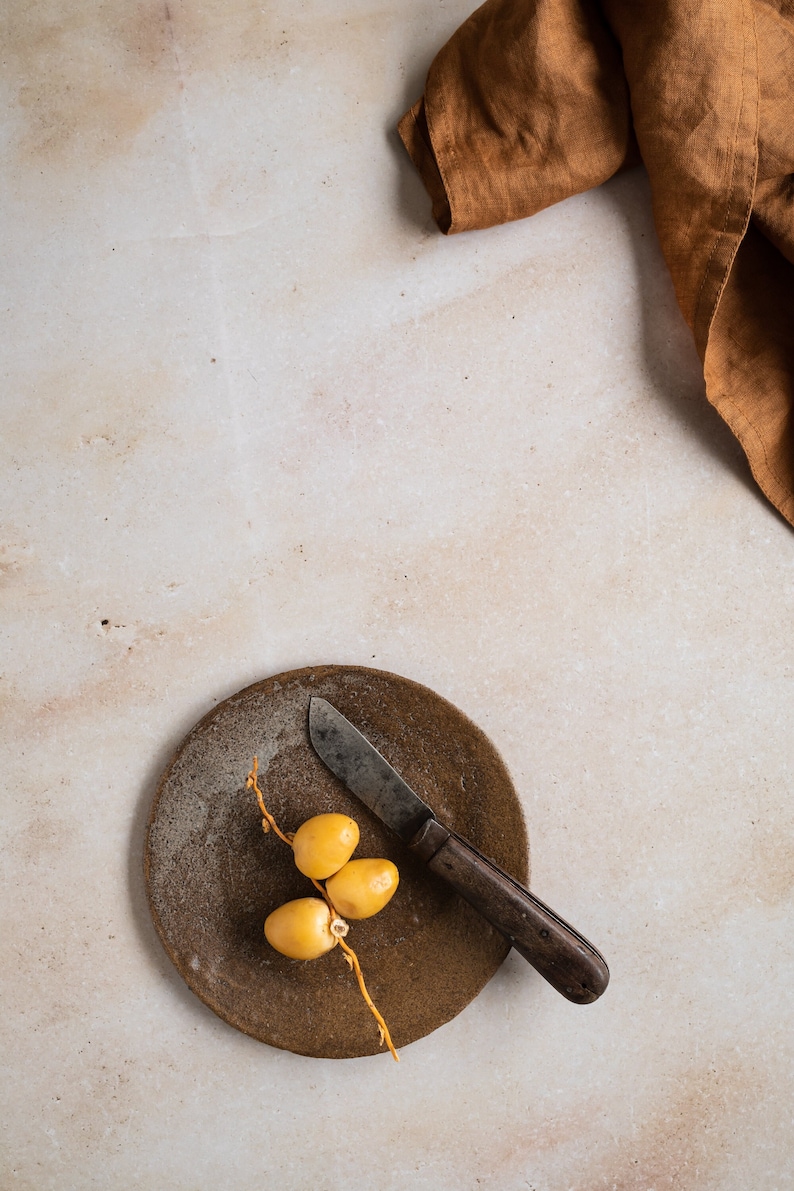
399;0;794;526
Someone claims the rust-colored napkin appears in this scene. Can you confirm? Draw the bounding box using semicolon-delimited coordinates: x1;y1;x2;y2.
399;0;794;526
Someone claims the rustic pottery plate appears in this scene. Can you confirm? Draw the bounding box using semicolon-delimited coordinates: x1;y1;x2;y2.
144;665;529;1058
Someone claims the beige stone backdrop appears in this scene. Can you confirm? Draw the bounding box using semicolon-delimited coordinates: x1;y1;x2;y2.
2;1;793;1188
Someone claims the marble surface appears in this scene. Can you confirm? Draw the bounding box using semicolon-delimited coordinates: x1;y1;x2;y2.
3;1;793;1187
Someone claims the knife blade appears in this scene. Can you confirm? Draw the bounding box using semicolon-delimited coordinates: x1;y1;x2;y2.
308;696;609;1004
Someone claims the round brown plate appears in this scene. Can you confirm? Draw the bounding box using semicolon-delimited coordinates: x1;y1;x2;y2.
144;665;529;1059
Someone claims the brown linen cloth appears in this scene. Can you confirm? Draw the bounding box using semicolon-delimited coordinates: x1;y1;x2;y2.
399;0;794;526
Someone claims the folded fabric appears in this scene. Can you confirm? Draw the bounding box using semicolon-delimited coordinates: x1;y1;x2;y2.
399;0;794;527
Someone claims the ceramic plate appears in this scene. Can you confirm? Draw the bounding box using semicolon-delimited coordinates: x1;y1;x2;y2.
145;665;529;1058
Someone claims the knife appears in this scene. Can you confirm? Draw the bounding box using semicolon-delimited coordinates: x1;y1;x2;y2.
308;696;609;1004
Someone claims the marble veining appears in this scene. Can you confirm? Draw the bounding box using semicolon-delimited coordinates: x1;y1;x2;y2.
2;0;793;1187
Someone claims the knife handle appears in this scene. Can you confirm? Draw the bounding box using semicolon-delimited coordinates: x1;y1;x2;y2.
408;819;609;1004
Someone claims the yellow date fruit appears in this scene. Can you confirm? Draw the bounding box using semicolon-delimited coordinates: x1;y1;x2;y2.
326;858;400;919
264;897;338;960
292;813;360;879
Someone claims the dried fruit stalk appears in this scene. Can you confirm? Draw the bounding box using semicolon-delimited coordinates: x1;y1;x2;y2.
247;757;399;1061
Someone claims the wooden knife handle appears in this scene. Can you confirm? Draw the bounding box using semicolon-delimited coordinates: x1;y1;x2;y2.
408;819;609;1004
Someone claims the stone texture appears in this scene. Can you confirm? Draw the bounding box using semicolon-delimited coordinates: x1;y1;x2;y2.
2;0;793;1187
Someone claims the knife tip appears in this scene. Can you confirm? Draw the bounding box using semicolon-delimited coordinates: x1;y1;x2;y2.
308;695;329;736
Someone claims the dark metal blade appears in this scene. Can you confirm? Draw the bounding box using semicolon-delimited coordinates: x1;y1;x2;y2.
308;697;434;842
